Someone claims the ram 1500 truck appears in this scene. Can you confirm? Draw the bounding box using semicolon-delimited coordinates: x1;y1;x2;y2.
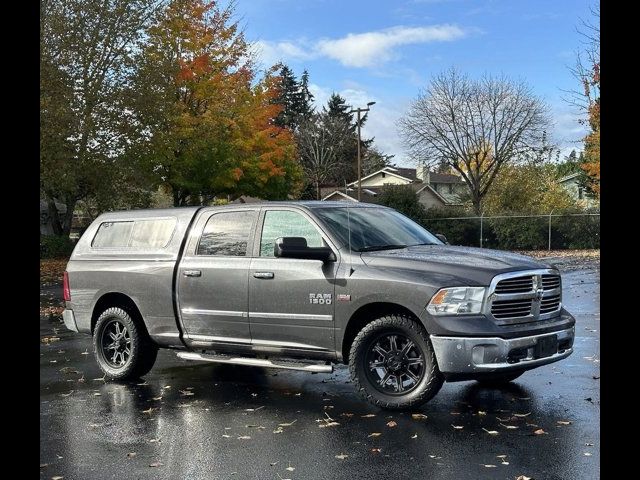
62;202;575;409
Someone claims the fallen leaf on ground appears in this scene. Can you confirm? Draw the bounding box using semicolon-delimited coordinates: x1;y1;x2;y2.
93;393;101;396
52;477;64;480
286;464;295;472
482;428;499;435
59;367;80;374
371;448;381;453
500;423;519;430
149;462;163;468
319;422;339;428
533;429;547;435
335;453;348;460
386;421;397;428
273;427;283;434
245;425;266;429
237;436;251;440
411;413;428;420
361;414;376;418
482;464;497;468
451;425;464;430
40;464;49;469
516;476;532;480
513;412;531;417
556;420;572;425
478;410;487;416
584;452;592;456
142;407;155;414
585;442;594;446
411;433;418;439
368;432;382;438
127;452;136;458
497;455;507;459
340;413;354;418
179;390;194;396
244;406;265;412
42;337;61;344
222;434;231;438
278;420;297;427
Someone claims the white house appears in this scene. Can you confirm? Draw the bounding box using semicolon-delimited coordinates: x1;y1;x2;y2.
322;166;466;209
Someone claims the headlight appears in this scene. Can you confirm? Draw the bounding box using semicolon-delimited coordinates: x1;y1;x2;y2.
427;287;486;315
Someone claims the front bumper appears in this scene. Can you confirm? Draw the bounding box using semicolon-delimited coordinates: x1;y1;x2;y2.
62;309;78;333
430;326;574;375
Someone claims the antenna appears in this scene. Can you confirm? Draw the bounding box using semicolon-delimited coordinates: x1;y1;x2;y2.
347;196;354;276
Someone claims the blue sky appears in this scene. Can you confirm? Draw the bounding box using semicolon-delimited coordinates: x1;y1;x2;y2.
239;0;594;166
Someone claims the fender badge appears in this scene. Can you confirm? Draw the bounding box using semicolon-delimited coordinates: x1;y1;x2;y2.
337;294;351;302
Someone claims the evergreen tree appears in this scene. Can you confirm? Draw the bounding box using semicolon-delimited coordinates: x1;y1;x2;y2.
297;69;315;121
274;65;300;129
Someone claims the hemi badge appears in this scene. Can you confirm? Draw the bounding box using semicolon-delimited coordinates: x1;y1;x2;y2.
337;294;351;302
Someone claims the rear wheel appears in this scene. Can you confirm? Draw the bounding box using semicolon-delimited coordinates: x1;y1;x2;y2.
93;307;158;380
349;314;443;410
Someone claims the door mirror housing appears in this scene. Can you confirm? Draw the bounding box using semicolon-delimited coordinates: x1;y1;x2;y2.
274;237;335;262
435;233;449;245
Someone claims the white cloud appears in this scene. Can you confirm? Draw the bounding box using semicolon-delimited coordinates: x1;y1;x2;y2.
316;25;466;68
252;40;313;67
254;24;467;69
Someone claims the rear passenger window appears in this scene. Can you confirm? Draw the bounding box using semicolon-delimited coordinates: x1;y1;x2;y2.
92;218;176;249
197;211;257;256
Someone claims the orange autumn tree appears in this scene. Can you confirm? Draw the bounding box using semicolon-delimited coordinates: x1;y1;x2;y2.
130;0;301;205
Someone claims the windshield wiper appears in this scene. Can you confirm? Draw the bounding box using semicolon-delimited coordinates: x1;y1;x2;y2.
358;244;408;252
408;242;437;247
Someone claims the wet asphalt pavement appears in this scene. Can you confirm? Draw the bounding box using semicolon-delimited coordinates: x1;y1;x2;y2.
40;259;600;480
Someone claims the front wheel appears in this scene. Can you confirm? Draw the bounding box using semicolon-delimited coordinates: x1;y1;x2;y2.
93;307;158;380
349;314;443;410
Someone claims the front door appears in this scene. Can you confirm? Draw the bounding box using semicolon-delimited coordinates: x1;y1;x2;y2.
248;208;338;353
177;209;258;344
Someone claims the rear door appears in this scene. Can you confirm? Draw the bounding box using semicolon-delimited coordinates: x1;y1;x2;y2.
248;208;339;353
177;208;258;344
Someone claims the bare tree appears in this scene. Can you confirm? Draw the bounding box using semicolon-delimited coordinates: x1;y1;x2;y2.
296;112;352;200
399;68;550;214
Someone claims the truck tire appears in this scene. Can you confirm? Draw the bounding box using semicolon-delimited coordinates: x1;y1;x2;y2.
349;314;443;410
93;307;158;380
476;371;524;386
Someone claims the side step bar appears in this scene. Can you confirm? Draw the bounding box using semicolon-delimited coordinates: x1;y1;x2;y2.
177;351;333;373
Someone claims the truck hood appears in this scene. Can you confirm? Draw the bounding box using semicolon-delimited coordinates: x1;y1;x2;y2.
360;245;553;286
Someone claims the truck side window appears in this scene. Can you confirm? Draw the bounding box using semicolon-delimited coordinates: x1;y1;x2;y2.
260;210;323;257
197;211;256;256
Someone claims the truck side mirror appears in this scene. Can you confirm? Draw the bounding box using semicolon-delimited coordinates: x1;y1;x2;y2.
435;233;449;245
274;237;335;262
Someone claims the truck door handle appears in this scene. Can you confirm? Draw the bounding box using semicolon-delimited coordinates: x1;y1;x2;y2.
183;270;202;277
253;272;274;279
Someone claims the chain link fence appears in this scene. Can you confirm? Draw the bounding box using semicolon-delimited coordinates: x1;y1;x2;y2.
423;213;600;250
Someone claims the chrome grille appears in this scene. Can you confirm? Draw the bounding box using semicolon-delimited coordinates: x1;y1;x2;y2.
542;274;561;291
486;269;562;325
540;294;561;314
491;299;532;319
494;276;534;294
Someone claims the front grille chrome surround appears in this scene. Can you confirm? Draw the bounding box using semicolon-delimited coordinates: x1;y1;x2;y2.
486;269;562;325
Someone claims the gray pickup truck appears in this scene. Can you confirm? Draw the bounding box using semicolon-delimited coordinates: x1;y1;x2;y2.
62;202;575;409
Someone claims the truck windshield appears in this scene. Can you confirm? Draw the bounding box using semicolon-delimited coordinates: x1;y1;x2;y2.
314;206;442;252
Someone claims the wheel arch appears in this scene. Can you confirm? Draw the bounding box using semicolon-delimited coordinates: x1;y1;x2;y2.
341;302;423;364
91;292;146;335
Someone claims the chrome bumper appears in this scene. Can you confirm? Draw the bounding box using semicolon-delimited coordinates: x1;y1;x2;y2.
62;309;78;333
430;326;574;374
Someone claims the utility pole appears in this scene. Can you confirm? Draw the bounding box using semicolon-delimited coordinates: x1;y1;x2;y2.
349;102;376;201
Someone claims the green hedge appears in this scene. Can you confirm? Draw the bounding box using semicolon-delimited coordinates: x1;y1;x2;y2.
40;235;75;259
419;208;599;250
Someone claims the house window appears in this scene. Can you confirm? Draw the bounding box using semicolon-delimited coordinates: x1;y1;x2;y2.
448;184;453;194
381;172;386;178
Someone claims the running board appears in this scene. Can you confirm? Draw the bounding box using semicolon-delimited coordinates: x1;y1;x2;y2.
176;351;333;373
